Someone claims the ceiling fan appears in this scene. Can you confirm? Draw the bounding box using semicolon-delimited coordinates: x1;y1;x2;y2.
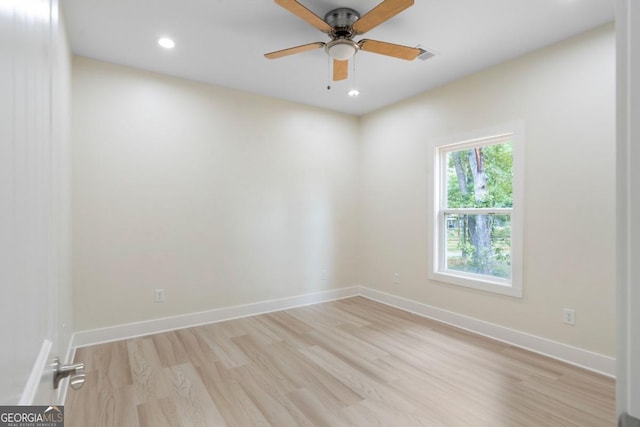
265;0;429;81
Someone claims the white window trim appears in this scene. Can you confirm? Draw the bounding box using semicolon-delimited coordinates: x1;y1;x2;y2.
428;122;524;298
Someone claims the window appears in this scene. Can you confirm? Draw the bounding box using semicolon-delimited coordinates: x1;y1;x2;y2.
430;124;523;297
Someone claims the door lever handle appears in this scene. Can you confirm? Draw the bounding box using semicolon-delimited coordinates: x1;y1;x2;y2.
53;357;86;390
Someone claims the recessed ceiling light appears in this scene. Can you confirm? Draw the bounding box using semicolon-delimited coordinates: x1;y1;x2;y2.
157;37;175;49
347;89;360;97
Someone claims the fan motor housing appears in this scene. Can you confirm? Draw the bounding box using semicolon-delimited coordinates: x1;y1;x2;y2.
324;8;359;37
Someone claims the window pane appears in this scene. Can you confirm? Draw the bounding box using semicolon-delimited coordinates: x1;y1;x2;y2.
446;142;513;208
445;213;511;279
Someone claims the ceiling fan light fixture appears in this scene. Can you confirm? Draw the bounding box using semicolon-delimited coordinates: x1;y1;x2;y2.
348;89;360;97
326;39;358;61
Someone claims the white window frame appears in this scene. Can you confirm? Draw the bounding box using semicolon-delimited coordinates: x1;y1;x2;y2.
429;122;524;297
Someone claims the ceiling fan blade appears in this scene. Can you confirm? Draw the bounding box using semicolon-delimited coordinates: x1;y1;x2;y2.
352;0;414;34
274;0;333;33
333;59;348;81
265;42;325;59
358;39;421;60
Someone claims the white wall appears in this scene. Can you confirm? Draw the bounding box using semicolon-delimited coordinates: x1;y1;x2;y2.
72;25;616;362
0;0;72;404
72;57;360;331
358;25;616;357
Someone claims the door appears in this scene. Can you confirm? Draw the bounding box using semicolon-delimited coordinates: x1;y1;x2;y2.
0;0;72;405
618;0;640;422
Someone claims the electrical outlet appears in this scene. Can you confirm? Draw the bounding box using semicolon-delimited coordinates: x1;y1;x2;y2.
563;308;575;326
321;270;327;281
393;272;400;284
155;289;165;303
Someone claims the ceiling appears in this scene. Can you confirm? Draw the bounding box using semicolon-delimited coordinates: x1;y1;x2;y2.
61;0;614;116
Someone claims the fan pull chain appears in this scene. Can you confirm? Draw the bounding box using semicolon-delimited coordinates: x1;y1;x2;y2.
352;56;356;88
346;56;360;97
326;55;332;90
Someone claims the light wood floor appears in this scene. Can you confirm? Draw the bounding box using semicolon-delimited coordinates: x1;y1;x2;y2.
65;297;615;426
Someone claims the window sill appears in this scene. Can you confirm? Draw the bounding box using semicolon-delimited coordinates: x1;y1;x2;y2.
430;270;523;298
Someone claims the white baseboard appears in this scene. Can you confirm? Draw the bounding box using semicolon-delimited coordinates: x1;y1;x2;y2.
72;287;360;348
357;287;616;377
19;339;52;405
70;285;615;379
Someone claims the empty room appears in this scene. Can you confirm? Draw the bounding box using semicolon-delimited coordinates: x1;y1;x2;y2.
3;0;640;426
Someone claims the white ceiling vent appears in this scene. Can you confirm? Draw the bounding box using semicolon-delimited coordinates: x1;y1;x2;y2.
417;47;436;61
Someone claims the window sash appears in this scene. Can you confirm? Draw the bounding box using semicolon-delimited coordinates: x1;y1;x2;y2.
437;134;514;211
436;210;513;285
441;208;513;215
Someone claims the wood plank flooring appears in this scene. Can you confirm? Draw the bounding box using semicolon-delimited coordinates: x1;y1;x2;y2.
65;297;615;426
